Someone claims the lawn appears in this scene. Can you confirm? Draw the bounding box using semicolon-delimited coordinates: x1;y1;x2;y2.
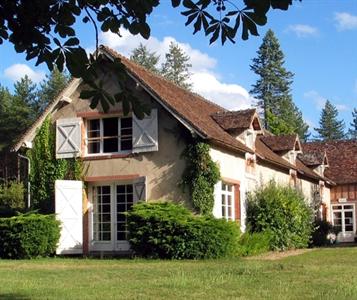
0;248;357;300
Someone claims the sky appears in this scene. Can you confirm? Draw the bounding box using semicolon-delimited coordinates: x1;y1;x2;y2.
0;0;356;136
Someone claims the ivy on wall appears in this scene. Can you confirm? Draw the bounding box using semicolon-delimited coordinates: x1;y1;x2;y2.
28;117;82;213
181;141;220;216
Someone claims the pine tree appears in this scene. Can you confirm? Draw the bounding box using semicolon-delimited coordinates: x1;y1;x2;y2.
348;108;357;140
161;42;192;90
0;85;14;150
250;29;309;140
0;77;38;149
130;43;160;73
314;100;345;141
37;68;70;113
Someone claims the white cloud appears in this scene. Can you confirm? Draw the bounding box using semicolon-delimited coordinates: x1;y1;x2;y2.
334;12;357;31
4;64;45;83
304;90;348;112
286;24;319;37
100;30;254;110
191;72;254;110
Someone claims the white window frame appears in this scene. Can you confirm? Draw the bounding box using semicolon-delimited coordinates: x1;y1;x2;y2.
88;181;135;252
221;182;235;221
332;203;356;240
85;116;133;156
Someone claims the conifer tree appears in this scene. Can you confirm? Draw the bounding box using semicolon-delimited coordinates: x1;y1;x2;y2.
250;29;309;140
37;68;70;113
348;108;357;140
314;100;345;141
161;42;192;90
130;43;160;73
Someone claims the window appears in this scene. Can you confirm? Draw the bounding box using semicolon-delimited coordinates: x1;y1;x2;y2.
245;130;255;149
93;186;111;241
92;184;135;242
221;183;234;220
116;184;133;241
87;117;133;154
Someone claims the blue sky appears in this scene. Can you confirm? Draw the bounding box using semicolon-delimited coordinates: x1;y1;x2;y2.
0;1;356;135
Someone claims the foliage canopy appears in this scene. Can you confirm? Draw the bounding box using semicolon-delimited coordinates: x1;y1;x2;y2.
0;0;299;112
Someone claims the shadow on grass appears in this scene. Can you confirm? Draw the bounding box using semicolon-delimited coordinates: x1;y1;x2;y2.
0;294;30;300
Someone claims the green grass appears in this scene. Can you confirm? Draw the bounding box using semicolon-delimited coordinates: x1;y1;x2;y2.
0;248;357;299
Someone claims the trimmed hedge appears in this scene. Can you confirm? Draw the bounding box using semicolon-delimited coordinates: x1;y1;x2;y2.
127;202;240;259
0;214;60;259
247;181;314;251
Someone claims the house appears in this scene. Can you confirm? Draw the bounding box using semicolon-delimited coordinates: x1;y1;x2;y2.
302;140;357;242
13;46;333;255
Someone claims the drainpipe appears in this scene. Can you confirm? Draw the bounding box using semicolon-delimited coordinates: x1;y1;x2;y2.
17;154;31;209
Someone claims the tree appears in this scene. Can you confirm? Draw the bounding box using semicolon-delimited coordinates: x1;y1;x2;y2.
250;29;309;140
0;86;13;150
3;77;39;147
314;100;345;141
348;108;357;140
130;43;160;73
0;1;299;112
161;42;192;90
37;68;70;113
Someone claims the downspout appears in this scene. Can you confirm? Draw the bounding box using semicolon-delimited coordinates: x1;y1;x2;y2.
17;154;31;209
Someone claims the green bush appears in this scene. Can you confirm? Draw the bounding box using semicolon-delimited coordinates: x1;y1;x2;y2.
236;231;271;257
247;181;314;251
127;202;240;259
310;220;338;247
0;214;60;259
0;181;25;210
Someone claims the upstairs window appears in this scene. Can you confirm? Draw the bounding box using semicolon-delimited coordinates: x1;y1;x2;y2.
87;117;133;154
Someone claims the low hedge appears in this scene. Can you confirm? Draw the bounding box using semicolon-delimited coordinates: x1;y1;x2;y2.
236;231;271;257
0;214;60;259
127;202;240;259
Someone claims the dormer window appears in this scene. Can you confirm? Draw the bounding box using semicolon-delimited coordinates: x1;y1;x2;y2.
245;130;255;149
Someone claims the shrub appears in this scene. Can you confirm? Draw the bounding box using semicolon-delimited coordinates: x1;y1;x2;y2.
127;202;240;259
247;180;314;251
236;231;271;257
310;220;338;247
0;181;25;210
0;214;60;259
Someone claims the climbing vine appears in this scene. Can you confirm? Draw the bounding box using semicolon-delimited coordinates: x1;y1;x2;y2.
28;117;83;213
181;141;220;216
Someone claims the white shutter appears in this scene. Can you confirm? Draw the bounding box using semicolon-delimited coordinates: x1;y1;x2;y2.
133;176;146;203
55;180;83;255
132;109;158;153
56;118;82;159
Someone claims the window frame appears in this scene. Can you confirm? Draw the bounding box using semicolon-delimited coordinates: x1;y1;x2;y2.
85;116;133;156
221;182;235;221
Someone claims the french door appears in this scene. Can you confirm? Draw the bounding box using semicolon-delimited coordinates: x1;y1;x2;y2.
332;204;356;242
89;178;145;252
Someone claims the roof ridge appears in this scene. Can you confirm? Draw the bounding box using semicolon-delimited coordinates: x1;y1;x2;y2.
99;45;226;113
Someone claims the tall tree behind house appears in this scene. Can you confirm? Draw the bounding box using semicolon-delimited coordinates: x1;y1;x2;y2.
348;108;357;140
314;100;345;141
250;29;309;140
161;42;192;90
130;43;160;74
0;70;69;150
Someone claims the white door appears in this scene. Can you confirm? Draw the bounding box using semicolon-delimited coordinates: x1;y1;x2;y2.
89;179;146;252
55;180;83;254
332;204;356;243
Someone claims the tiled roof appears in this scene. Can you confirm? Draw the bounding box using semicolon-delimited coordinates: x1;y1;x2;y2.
211;109;257;131
100;46;253;154
260;134;299;152
298;151;326;167
303;140;357;184
255;136;296;170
